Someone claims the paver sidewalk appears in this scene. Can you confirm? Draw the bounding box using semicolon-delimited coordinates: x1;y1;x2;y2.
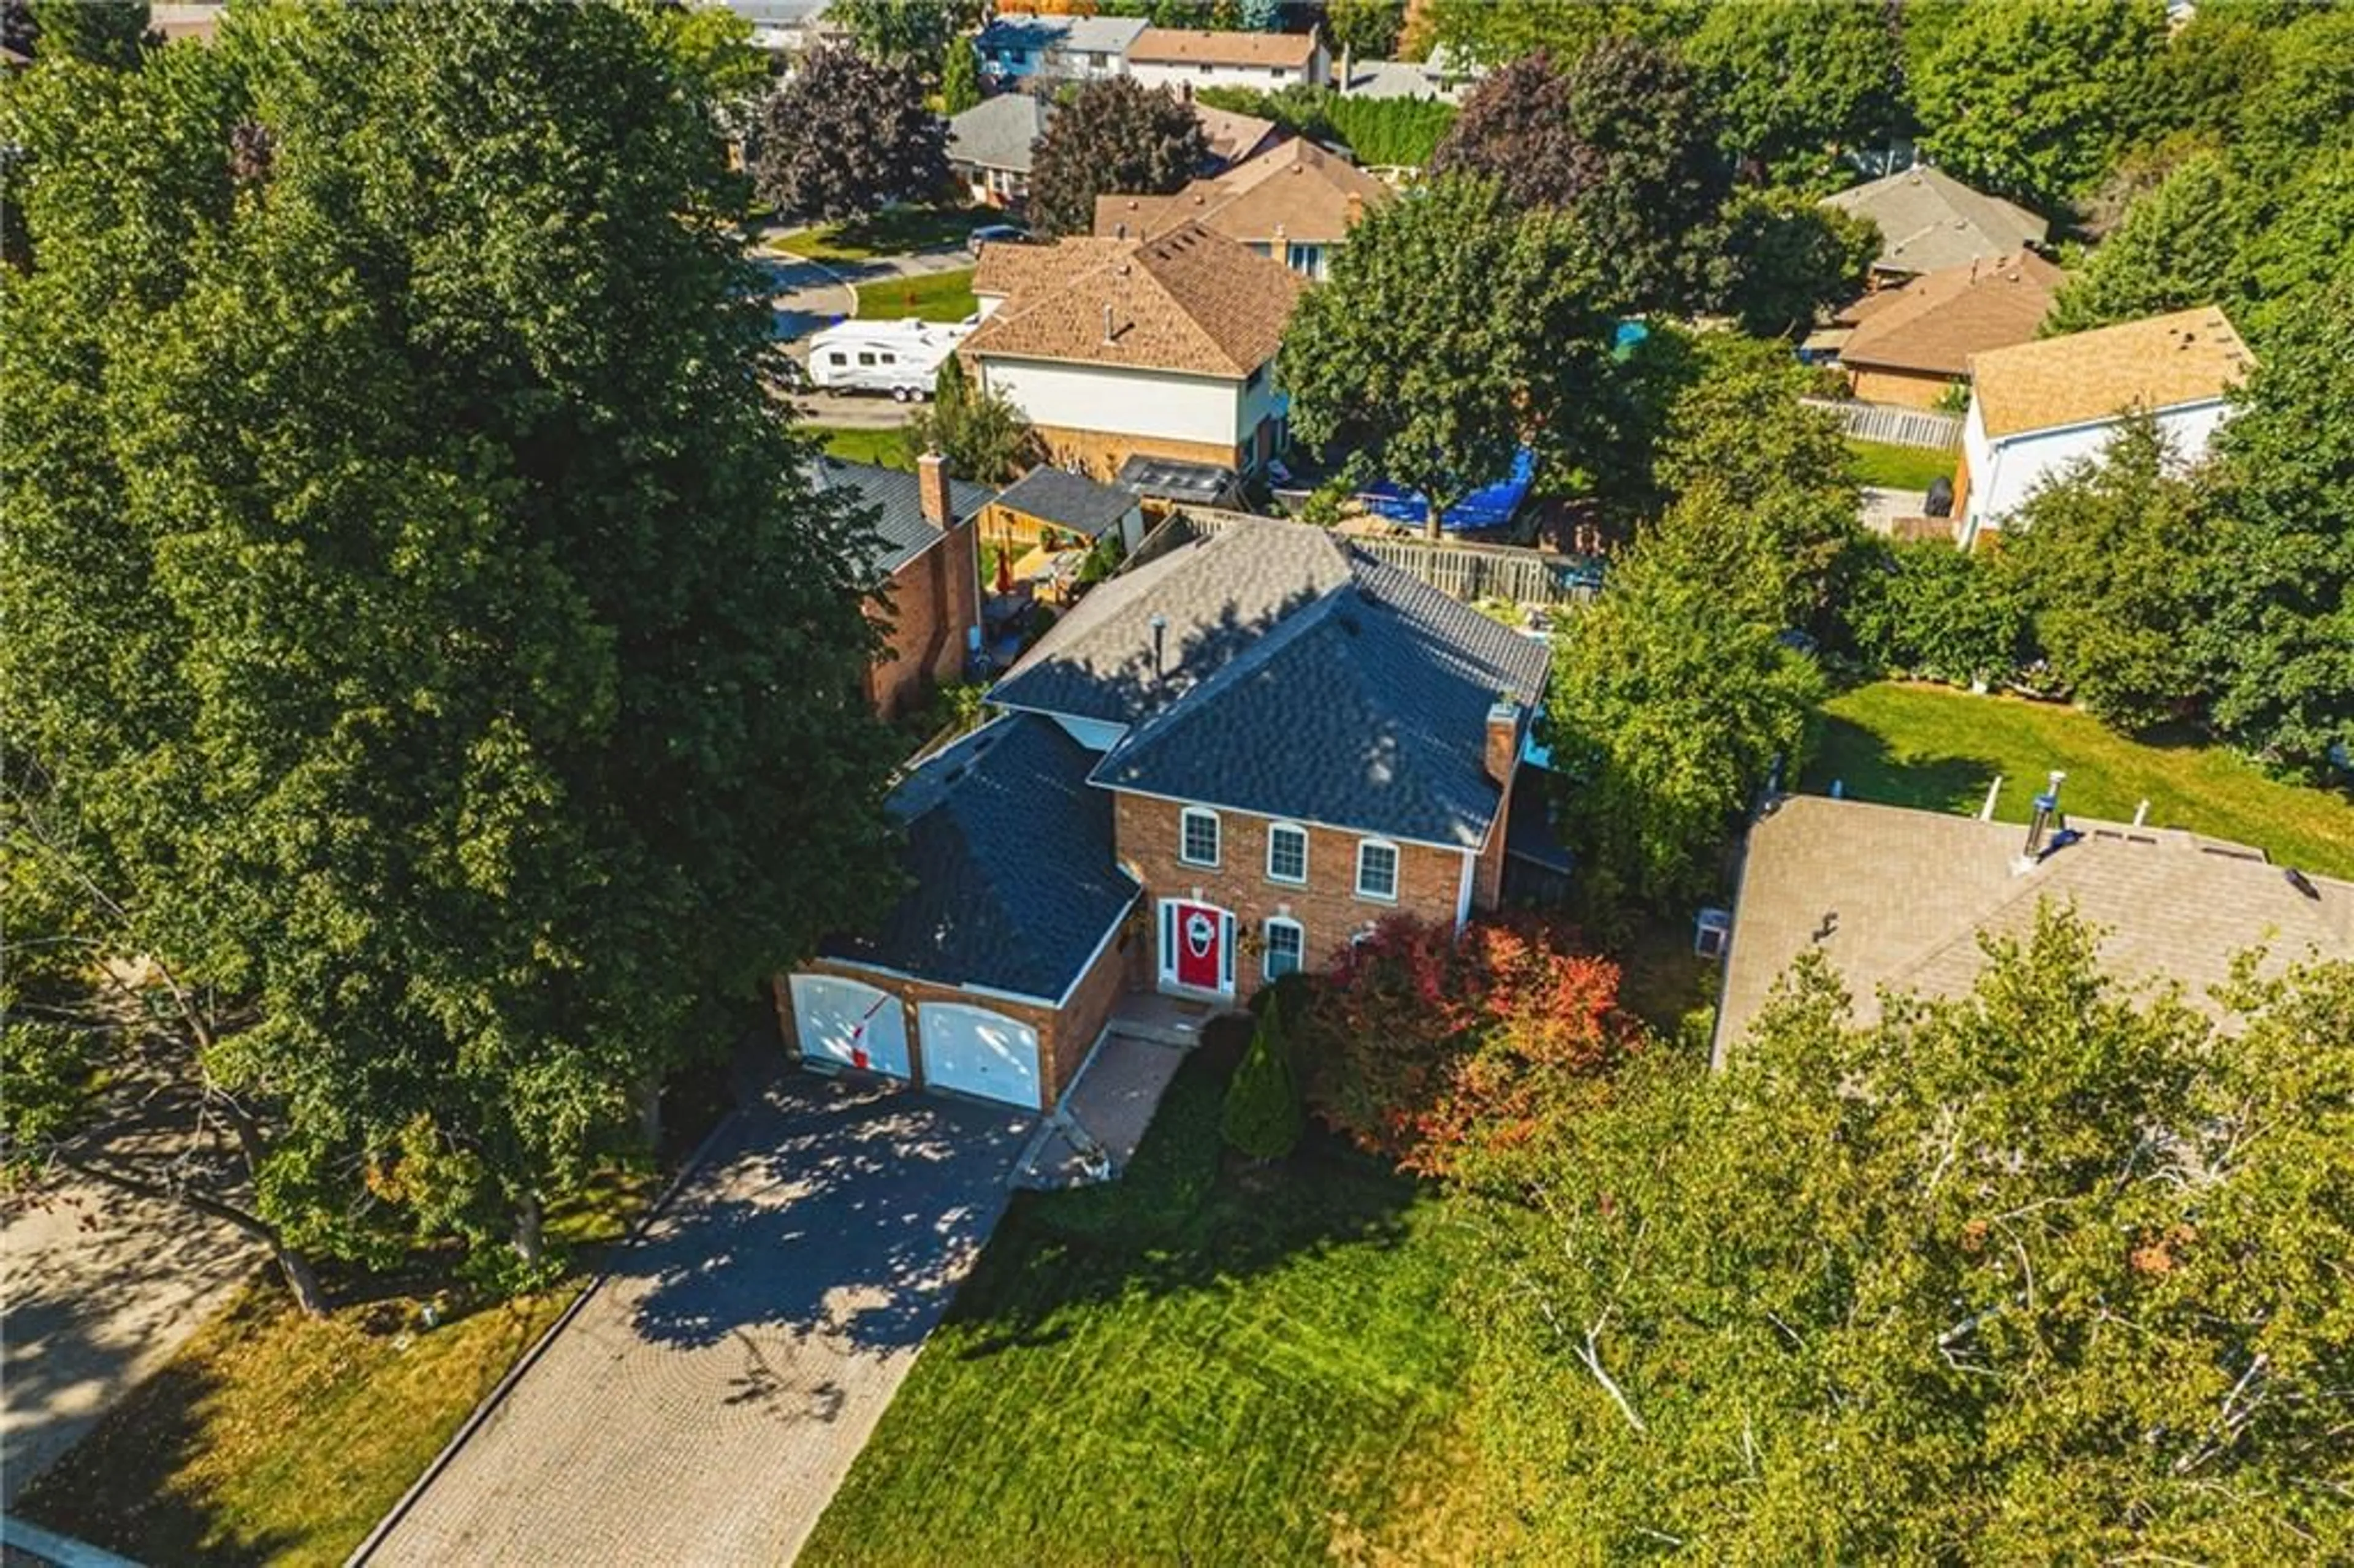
361;1075;1028;1567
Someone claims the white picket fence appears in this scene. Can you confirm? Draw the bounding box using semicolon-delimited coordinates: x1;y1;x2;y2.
1804;397;1965;451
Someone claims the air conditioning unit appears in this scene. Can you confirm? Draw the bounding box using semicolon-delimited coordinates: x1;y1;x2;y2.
1693;907;1732;961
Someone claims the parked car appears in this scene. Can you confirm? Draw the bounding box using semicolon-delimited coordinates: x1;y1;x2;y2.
967;223;1029;258
804;318;972;401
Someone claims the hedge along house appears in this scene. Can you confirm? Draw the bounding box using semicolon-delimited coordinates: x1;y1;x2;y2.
777;517;1556;1111
963;223;1308;482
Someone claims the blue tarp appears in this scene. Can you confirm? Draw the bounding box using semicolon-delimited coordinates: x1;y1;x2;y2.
1362;447;1536;533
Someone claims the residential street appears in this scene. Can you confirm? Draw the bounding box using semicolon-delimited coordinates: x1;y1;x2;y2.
359;1074;1029;1567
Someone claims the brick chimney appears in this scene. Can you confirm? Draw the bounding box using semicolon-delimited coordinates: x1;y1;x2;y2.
1484;700;1518;788
918;449;952;528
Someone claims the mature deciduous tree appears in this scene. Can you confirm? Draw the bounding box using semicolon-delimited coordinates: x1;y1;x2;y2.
902;356;1043;483
2044;151;2242;336
1430;39;1731;311
829;0;976;66
1420;0;1681;70
1458;907;2354;1560
1279;177;1617;538
25;0;147;66
755;44;946;221
1685;0;1903;186
1;1;901;1281
1026;75;1206;237
1544;489;1826;908
1707;189;1881;338
1911;0;2168;207
1324;0;1405;59
1837;537;2027;690
2196;283;2354;778
2004;414;2212;733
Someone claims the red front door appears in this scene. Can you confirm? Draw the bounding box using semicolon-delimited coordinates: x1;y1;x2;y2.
1166;900;1228;993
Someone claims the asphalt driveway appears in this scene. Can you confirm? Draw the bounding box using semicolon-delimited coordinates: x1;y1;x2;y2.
362;1073;1030;1567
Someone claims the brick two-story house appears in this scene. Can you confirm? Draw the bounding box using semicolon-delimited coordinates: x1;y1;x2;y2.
812;451;994;720
778;518;1553;1112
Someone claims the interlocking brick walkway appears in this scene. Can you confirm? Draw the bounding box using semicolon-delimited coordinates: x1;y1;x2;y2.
363;1075;1028;1567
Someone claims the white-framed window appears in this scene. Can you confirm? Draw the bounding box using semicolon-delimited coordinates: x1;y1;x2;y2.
1356;839;1400;902
1263;916;1304;980
1179;807;1221;867
1266;822;1308;885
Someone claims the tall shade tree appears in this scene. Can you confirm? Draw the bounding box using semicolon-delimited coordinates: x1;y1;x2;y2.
939;34;981;115
1685;0;1904;186
1430;40;1731;313
1707;189;1881;338
1911;0;2169;207
1027;77;1206;238
2195;283;2354;779
1458;908;2354;1561
0;1;902;1277
25;0;148;66
2044;150;2242;337
1420;0;1682;70
1279;176;1617;539
1324;0;1405;59
2003;414;2212;734
828;0;975;65
755;44;946;221
1543;487;1826;908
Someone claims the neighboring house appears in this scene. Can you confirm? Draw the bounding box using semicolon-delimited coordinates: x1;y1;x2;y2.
1093;136;1392;280
1955;306;2251;545
1126;26;1331;90
983;466;1148;555
947;94;1054;210
1824;251;2065;409
1337;48;1479;105
1713;793;2353;1066
973;13;1147;83
779;517;1555;1111
1192;103;1281;170
720;0;843;57
964;223;1308;479
1824;165;2050;284
810;452;994;719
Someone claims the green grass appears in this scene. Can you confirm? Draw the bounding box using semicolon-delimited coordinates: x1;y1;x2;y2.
17;1174;649;1567
772;204;988;263
1847;437;1958;491
1807;681;2354;880
802;1040;1477;1567
809;425;911;469
852;266;977;324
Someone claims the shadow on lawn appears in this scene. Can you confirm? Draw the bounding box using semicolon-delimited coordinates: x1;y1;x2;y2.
1807;713;2001;815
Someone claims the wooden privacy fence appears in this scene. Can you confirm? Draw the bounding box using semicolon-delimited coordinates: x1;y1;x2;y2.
1804;397;1965;451
1141;507;1600;608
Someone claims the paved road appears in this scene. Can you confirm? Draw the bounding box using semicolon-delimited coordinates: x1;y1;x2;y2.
1;1084;257;1505
364;1074;1030;1567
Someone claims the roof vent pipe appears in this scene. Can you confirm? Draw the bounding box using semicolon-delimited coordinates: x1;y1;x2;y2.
1149;612;1168;677
2021;769;2066;862
1102;303;1115;343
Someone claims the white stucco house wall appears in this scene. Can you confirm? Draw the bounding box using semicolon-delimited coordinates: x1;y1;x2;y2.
1956;307;2253;547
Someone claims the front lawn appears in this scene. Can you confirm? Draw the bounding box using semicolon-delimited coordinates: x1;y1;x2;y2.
853;266;977;324
1847;436;1957;491
1808;680;2354;879
16;1174;647;1568
802;1035;1480;1567
772;204;988;264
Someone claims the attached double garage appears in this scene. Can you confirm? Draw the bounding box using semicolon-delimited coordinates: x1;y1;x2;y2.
776;712;1141;1113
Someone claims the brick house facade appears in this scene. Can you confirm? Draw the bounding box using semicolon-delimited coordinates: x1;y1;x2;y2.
822;451;992;721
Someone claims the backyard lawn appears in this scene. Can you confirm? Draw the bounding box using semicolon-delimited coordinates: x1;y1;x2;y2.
17;1174;647;1568
853;267;977;324
1846;437;1957;492
802;1035;1483;1567
1807;681;2354;880
770;204;986;264
809;425;911;469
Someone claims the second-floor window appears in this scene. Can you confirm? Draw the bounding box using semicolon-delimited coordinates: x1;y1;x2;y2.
1180;807;1221;867
1356;839;1399;902
1267;823;1307;884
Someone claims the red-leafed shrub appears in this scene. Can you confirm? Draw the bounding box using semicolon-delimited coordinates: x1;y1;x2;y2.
1299;910;1628;1179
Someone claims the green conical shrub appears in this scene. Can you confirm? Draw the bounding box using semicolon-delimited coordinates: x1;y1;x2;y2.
1221;993;1301;1163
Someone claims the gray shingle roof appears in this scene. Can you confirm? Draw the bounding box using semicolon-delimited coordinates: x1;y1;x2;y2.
992;519;1550;847
947;94;1054;176
807;456;994;578
822;714;1138;999
1823;166;2049;276
992;466;1140;538
1715;794;2354;1061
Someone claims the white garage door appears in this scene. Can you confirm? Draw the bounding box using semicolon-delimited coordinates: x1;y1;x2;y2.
788;974;912;1080
917;1002;1042;1109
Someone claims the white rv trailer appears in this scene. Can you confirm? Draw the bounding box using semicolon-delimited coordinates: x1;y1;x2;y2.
804;318;973;400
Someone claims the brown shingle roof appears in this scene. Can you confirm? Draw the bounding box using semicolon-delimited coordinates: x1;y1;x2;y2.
1193;103;1277;166
1715;795;2353;1060
1129;26;1319;67
1093;137;1393;248
966;223;1307;379
1969;306;2253;439
1837;251;2063;378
